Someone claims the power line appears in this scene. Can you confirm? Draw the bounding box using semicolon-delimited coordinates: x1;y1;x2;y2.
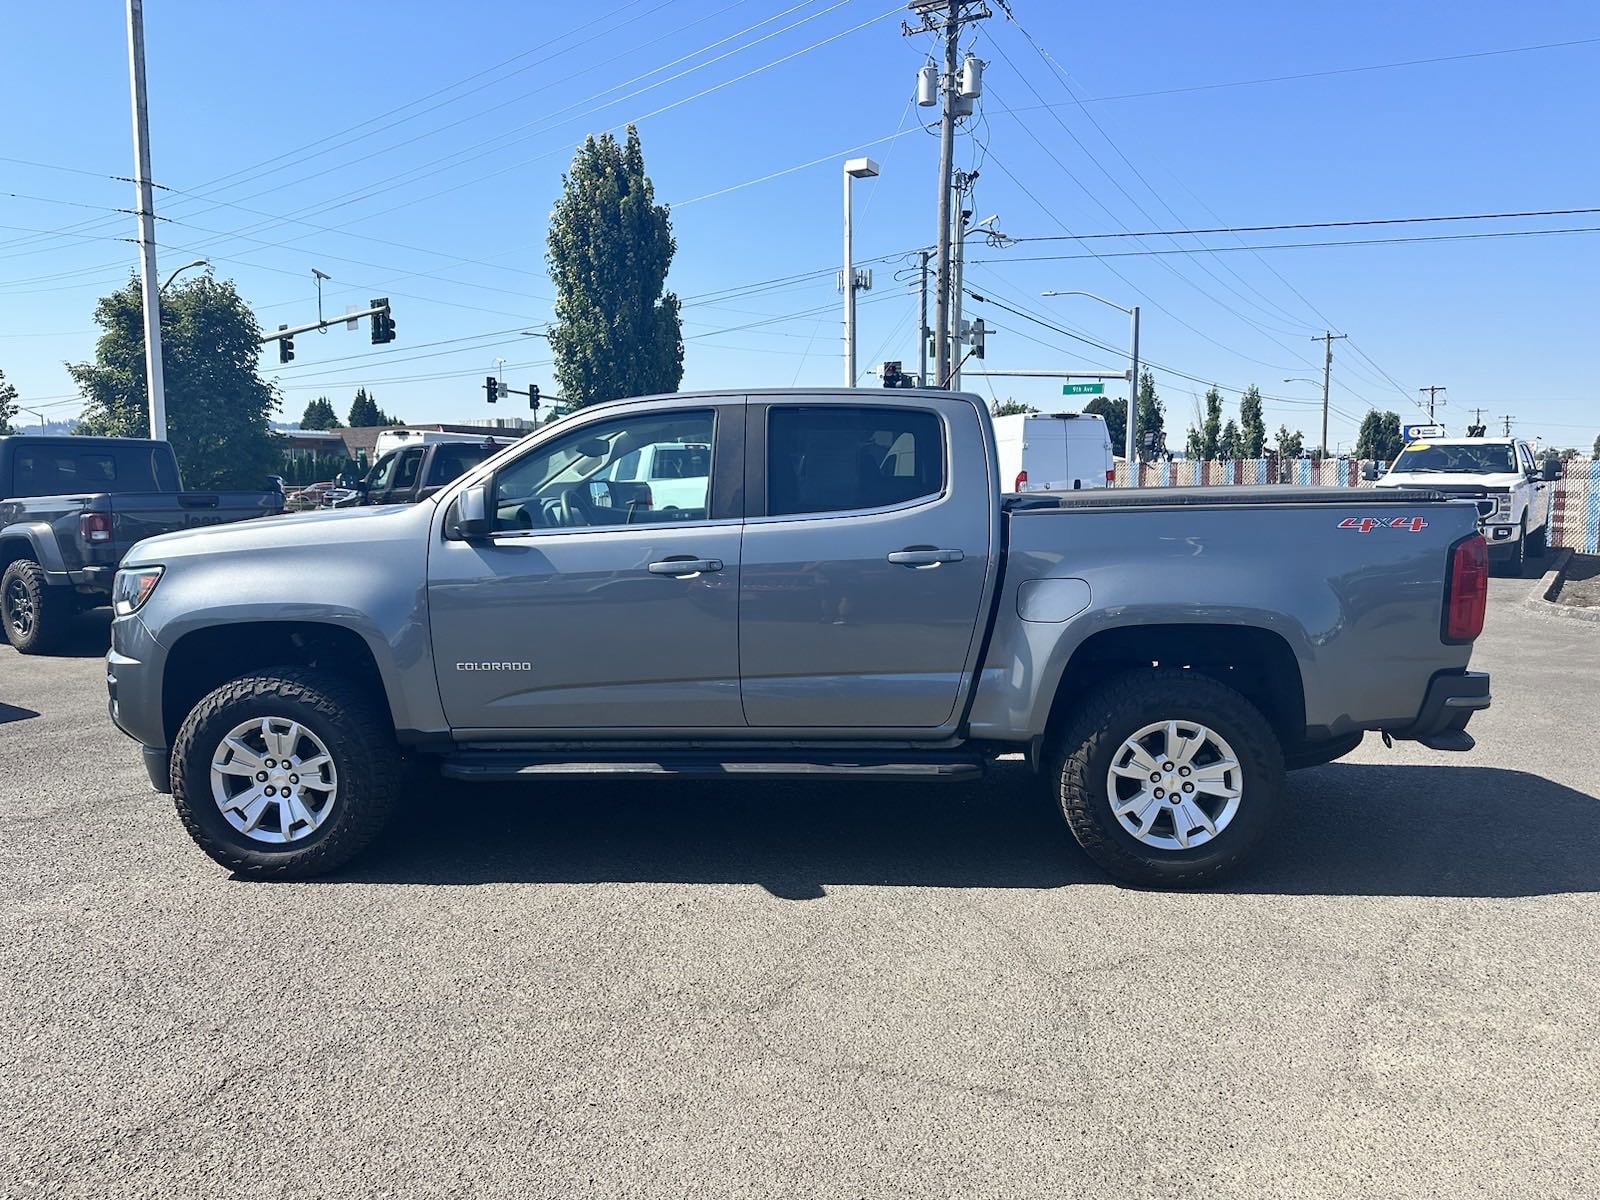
1000;206;1600;244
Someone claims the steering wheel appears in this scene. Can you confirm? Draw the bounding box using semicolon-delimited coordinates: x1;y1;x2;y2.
558;488;588;527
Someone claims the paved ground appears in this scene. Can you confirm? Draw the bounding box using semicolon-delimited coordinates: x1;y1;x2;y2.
3;573;1597;1199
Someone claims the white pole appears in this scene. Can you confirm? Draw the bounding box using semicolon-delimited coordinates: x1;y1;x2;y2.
843;166;855;387
126;0;166;441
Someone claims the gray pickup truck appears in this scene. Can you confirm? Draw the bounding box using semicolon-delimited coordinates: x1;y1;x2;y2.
105;389;1491;886
1;435;283;653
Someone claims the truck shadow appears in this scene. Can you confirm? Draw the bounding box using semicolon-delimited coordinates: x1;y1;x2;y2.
322;761;1600;900
33;608;113;659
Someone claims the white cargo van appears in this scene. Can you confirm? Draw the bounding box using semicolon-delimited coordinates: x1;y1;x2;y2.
993;412;1115;493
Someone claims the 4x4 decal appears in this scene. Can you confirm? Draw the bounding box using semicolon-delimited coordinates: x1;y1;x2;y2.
1339;515;1429;533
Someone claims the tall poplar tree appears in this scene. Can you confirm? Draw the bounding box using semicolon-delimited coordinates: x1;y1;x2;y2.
547;126;683;408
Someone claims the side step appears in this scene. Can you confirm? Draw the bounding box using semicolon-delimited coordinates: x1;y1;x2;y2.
440;749;986;783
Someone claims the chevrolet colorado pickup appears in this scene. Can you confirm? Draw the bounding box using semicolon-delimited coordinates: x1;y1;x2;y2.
1;435;283;653
105;389;1491;886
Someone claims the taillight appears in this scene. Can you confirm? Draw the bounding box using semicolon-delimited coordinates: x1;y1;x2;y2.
1014;470;1028;492
80;512;113;544
1443;534;1488;643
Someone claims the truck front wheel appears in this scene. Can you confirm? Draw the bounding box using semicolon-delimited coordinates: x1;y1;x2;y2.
1051;669;1286;887
170;667;401;879
1;558;69;654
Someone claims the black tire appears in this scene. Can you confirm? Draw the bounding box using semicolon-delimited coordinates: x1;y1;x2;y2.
170;667;401;879
1527;520;1547;559
1284;730;1363;771
1;558;70;654
1051;669;1286;887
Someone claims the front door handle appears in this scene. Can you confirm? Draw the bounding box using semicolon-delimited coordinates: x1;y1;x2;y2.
887;547;964;567
648;556;724;577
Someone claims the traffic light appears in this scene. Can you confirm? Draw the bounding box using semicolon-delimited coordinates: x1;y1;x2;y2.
528;383;540;413
484;375;499;404
278;325;294;364
969;317;986;360
369;298;395;345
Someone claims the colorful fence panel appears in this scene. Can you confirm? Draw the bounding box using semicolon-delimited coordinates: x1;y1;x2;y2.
1109;458;1598;551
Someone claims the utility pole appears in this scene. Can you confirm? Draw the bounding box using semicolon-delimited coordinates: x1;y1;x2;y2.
1501;414;1515;437
125;0;166;441
1311;331;1348;457
906;0;989;389
917;248;930;386
1419;385;1447;421
949;181;973;389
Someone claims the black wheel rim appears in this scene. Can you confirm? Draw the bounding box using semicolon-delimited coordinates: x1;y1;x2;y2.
4;578;34;638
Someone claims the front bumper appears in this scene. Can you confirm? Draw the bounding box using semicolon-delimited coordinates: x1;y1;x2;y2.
1384;669;1491;751
105;613;170;788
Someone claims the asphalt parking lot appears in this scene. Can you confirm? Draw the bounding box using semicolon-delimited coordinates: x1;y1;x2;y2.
3;573;1597;1199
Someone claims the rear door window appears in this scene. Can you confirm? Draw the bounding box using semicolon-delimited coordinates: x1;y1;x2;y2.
766;406;944;517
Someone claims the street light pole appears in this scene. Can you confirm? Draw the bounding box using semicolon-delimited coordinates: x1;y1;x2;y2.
125;0;167;442
842;157;879;387
159;258;208;295
1042;290;1140;474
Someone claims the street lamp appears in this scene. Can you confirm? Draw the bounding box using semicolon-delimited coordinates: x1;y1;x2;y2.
842;156;880;386
159;258;208;294
1042;290;1140;474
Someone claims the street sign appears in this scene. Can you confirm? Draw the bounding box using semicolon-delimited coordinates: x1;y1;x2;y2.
1062;383;1104;396
1403;423;1444;442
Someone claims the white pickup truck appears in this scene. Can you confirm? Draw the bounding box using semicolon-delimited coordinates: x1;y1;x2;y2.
1371;436;1557;574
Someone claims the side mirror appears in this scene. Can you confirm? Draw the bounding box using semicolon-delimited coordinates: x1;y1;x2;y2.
1361;463;1379;481
451;482;492;539
1541;459;1561;481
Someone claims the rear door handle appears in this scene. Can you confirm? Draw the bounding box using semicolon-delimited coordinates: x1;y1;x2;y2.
887;547;964;567
648;556;724;576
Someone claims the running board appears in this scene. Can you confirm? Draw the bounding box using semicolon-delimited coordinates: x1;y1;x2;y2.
440;750;986;783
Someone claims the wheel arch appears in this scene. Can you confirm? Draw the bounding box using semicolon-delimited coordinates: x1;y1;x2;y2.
161;620;394;748
1041;622;1306;753
1;525;65;575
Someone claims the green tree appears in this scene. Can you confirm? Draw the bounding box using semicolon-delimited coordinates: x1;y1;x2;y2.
1238;384;1266;458
1083;395;1127;456
547;126;683;409
1219;418;1242;461
300;396;342;430
1593;433;1599;459
0;368;18;436
1355;409;1404;462
69;275;278;488
1135;368;1166;460
346;387;400;427
1185;386;1224;461
990;399;1038;417
1276;425;1305;459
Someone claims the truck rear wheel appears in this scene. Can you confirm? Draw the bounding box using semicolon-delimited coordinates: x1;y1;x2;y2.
1051;669;1286;887
170;667;401;879
1;558;69;654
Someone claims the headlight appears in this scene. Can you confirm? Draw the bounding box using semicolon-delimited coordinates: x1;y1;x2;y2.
112;566;164;616
1494;493;1512;515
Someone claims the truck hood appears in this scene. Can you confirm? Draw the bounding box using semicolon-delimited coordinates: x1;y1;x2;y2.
1376;470;1522;491
122;501;433;565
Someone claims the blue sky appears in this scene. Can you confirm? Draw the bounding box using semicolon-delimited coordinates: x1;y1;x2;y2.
2;0;1597;451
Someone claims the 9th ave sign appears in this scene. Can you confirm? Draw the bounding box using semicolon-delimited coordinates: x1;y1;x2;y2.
1062;383;1104;395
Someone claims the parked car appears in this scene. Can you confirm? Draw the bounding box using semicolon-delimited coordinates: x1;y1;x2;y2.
284;481;337;511
1369;436;1557;574
106;389;1490;885
993;411;1115;492
327;437;517;508
1;435;283;653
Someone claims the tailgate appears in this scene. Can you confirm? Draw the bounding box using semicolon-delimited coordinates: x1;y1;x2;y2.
108;492;282;550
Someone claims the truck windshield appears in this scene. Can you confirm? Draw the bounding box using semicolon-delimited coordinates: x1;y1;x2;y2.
1391;443;1515;474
